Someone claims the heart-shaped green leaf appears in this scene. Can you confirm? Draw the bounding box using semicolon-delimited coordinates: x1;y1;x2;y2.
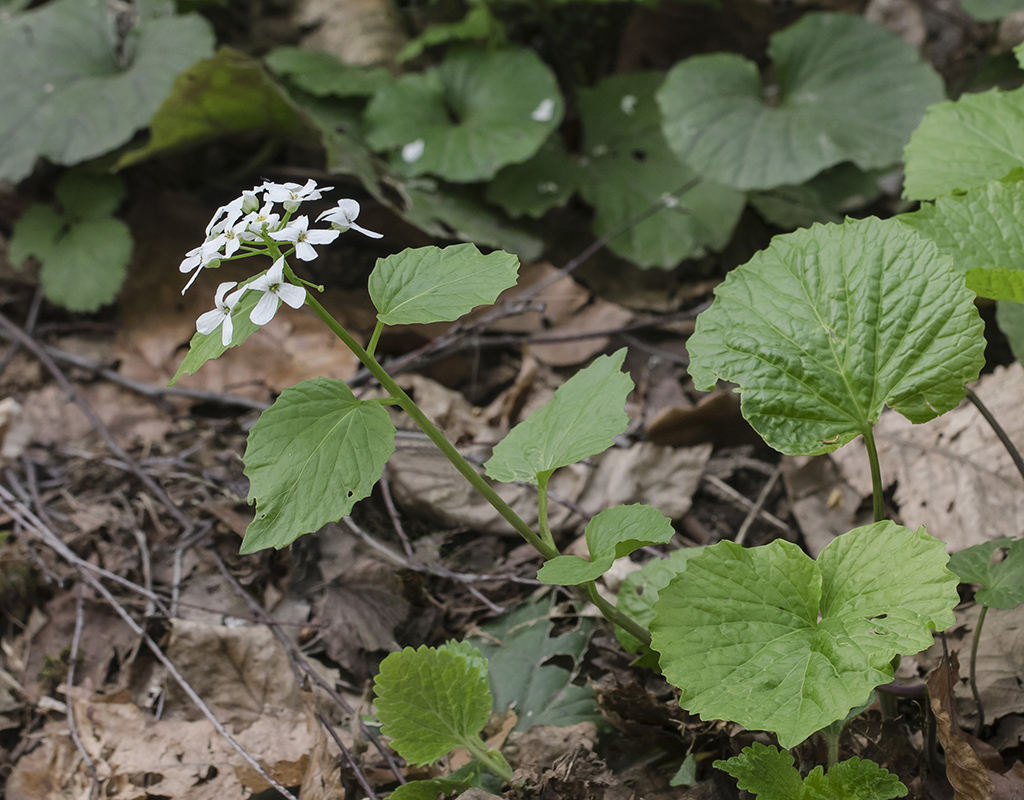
904;87;1024;200
537;504;675;585
651;521;958;748
485;349;631;484
374;644;492;766
241;378;396;553
364;48;562;182
577;72;746;268
948;538;1024;609
0;0;214;181
687;217;985;456
658;12;943;191
38;218;133;313
615;547;704;654
369;243;519;325
716;743;908;800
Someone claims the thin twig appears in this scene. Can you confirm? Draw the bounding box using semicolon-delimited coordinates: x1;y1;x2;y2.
66;586;101;800
0;311;194;533
318;712;380;800
379;467;414;557
702;474;790;533
734;464;783;546
965;386;1024;486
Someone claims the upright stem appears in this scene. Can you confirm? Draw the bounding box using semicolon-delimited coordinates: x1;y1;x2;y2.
305;296;559;560
862;427;885;523
585;580;652;648
970;604;989;736
536;473;556;551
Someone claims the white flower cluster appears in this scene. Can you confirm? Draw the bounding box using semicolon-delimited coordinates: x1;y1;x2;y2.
181;179;382;346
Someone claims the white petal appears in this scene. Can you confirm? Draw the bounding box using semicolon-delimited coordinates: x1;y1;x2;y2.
277;283;307;309
181;267;203;295
305;228;340;245
350;222;383;239
221;314;234;346
250;292;280;326
294;241;318;261
212;281;238;306
196;308;226;335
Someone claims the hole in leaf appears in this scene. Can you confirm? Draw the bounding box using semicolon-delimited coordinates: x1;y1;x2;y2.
631;149;647;163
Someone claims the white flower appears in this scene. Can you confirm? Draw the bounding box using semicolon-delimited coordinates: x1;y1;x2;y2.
242;201;281;241
262;179;332;212
205;186;261;236
247;257;306;325
179;240;222;295
196;282;245;346
317;200;383;239
268;215;340;261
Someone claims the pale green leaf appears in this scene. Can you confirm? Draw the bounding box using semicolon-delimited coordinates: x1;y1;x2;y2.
715;744;907;800
471;597;598;730
241;378;396;553
8;205;65;266
264;47;391;97
369;244;519;325
948;538;1024;609
1017;41;1024;69
658;13;942;191
686;218;985;456
364;48;562;182
966;268;1024;303
39;218;132;312
374;645;492;766
715;743;808;800
651;521;958;748
0;0;214;181
616;547;703;654
578;72;745;268
397;5;500;63
537;504;674;586
118;47;321;168
670;754;697;787
170;282;266;384
55;171;125;221
486;136;582;219
438;639;490;678
904;87;1024;200
898;180;1024;274
388;778;471;800
997;300;1024;363
484;350;631;484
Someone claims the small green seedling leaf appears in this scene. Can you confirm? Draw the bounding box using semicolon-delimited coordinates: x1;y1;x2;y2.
948;538;1024;609
670;754;697;787
651;521;958;748
715;742;907;800
898;179;1024;274
471;597;598;730
658;12;942;191
577;72;745;268
965;268;1024;304
396;5;500;63
374;644;492;766
0;0;214;181
38;218;133;313
171;285;266;384
388;778;472;800
538;504;674;585
615;547;703;654
485;349;631;484
55;171;126;221
241;377;396;553
264;46;391;98
904;87;1024;200
364;48;562;182
369;243;519;325
686;217;985;456
8;205;66;266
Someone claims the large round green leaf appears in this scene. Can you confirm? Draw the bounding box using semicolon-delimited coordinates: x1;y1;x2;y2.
651;522;958;748
577;73;745;269
0;0;214;181
364;48;563;182
657;12;943;191
903;87;1024;200
687;217;985;456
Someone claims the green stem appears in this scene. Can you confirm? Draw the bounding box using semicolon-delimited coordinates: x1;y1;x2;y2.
965;387;1024;486
819;722;842;769
970;604;988;736
462;739;513;782
585;580;653;649
863;427;885;523
366;320;384;360
305;295;558;559
536;473;556;551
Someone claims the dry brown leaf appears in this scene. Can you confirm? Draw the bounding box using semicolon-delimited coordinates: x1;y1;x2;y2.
833;363;1024;551
927;652;994;800
161;620;304;728
528;300;634;367
296;0;407;65
646;389;759;449
782;455;874;557
992;761;1024;800
488;263;592;334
